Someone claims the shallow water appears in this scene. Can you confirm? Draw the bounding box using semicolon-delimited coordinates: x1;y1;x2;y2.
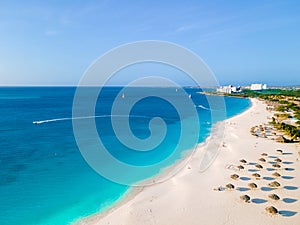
0;87;250;225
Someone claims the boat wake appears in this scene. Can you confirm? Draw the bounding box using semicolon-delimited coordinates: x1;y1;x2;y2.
33;116;103;124
33;115;155;124
197;105;210;110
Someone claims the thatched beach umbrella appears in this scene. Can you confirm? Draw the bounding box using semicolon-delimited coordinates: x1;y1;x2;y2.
240;195;251;203
272;172;281;177
265;206;278;215
268;181;280;188
239;159;247;164
259;158;266;162
268;193;280;201
230;174;239;180
261;153;268;156
248;183;258;189
252;173;261;179
226;183;235;190
255;164;263;169
272;164;281;168
274;158;282;163
276;149;283;153
237;165;244;170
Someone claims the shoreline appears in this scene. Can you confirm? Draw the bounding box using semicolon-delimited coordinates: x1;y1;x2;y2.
76;98;253;225
79;98;300;225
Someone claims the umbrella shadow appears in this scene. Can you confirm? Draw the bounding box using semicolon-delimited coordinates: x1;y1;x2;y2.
285;168;295;171
261;187;274;192
282;152;293;155
284;186;298;191
248;169;259;172
279;210;297;217
282;198;298;203
236;187;250;192
251;198;268;204
263;177;275;181
281;176;294;180
240;177;251;181
282;161;293;165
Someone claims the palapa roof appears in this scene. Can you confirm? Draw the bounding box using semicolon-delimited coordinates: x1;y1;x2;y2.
240;195;251;203
248;183;258;189
266;206;278;215
226;183;235;189
268;193;280;200
268;181;280;188
230;174;239;180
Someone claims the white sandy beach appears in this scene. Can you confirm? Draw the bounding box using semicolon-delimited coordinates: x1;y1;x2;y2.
79;98;300;225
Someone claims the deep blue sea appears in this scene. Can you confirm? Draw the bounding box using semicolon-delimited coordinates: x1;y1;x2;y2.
0;87;250;225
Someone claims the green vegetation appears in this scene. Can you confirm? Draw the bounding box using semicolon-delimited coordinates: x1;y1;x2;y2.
230;88;300;99
234;89;300;124
274;113;289;120
276;105;286;112
227;88;300;141
275;122;300;140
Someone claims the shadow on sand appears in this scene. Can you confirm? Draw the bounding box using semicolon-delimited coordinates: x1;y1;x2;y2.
282;198;298;203
251;198;268;204
282;161;294;165
263;177;275;181
279;210;297;217
285;168;295;171
261;187;274;192
284;186;298;191
282;152;293;156
236;187;250;192
240;177;251;181
281;176;294;180
248;169;259;172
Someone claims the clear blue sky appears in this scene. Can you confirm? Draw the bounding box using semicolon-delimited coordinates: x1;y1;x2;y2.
0;0;299;86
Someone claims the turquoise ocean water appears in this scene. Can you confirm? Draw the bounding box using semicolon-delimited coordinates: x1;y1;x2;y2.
0;87;250;225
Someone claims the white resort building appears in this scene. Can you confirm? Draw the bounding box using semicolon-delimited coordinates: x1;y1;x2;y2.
216;85;241;94
250;83;268;91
